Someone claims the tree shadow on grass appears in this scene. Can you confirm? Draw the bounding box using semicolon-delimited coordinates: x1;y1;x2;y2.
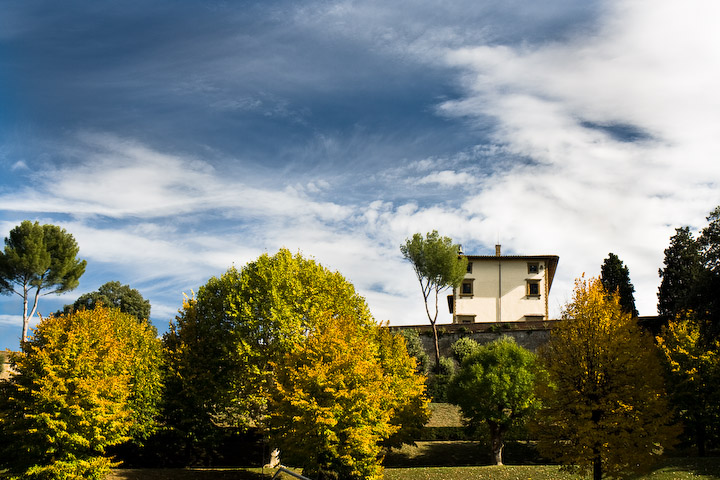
384;440;544;467
108;468;269;480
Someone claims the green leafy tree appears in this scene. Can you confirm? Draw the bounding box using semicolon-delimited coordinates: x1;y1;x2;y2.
163;249;382;463
449;336;540;466
600;252;638;317
59;281;151;321
270;317;428;480
0;306;162;479
656;314;720;456
0;220;87;342
401;231;467;369
161;271;248;464
536;277;678;480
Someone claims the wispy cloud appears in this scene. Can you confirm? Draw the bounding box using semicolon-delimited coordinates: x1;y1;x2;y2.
416;170;476;187
0;315;21;326
0;132;353;222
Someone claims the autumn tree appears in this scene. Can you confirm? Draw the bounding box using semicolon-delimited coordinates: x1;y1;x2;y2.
600;252;638;317
59;280;151;321
270;317;428;480
162;249;390;463
0;220;87;342
0;306;162;479
656;314;720;456
401;231;467;369
536;277;678;480
449;336;541;466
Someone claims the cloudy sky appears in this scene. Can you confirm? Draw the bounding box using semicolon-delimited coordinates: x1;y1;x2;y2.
1;0;719;350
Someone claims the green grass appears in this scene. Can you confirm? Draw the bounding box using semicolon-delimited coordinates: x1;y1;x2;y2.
384;458;720;479
385;465;580;480
106;458;720;480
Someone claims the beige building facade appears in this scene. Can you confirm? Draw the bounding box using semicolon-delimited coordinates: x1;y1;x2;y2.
450;246;559;323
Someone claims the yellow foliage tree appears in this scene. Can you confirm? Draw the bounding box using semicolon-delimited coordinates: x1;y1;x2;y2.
0;306;162;480
536;277;678;480
656;314;720;456
270;316;428;480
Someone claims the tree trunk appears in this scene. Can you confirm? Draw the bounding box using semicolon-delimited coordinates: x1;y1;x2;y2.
431;321;441;371
22;285;29;343
488;422;505;466
593;451;602;480
697;422;707;457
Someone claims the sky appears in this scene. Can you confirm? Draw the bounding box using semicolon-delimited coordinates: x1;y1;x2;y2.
1;0;719;351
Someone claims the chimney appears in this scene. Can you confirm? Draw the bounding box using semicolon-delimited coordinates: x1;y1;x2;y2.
495;244;501;256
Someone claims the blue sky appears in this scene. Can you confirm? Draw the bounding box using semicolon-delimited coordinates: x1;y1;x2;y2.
1;0;719;350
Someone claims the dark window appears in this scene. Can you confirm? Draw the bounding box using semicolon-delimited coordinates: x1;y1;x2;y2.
527;281;540;296
467;262;473;273
461;280;473;295
528;262;539;274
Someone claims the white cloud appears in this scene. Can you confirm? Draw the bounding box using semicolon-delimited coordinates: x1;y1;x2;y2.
433;0;720;316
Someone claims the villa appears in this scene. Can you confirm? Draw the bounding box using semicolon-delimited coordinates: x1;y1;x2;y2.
449;245;559;324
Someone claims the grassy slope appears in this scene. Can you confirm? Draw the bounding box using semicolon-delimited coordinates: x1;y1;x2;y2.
425;403;463;428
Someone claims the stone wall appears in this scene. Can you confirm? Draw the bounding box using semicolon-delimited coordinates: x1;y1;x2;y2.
389;320;561;358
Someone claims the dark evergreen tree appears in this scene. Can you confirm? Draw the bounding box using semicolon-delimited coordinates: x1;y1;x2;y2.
600;253;638;317
699;206;720;272
698;206;720;336
658;227;704;322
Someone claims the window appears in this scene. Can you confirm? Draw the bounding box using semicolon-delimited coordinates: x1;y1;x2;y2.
527;280;541;297
527;262;539;274
466;261;473;273
456;315;476;324
461;280;473;296
525;315;544;322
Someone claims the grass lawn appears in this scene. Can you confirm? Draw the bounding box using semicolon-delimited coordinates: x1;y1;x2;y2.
107;458;720;480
